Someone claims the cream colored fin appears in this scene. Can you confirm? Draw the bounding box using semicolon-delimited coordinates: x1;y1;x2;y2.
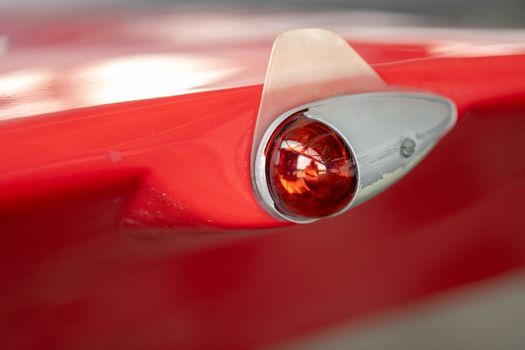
252;28;385;162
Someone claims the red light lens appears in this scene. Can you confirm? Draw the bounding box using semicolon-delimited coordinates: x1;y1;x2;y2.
266;113;357;219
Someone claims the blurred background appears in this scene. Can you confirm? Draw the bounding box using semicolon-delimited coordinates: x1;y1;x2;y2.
1;0;525;27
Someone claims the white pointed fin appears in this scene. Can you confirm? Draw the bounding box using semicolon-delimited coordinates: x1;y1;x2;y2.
251;28;386;163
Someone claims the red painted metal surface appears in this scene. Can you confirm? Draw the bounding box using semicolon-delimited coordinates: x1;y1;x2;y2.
1;9;525;350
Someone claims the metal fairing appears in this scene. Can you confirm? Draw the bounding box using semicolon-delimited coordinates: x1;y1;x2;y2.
251;29;456;223
306;93;457;206
254;92;457;222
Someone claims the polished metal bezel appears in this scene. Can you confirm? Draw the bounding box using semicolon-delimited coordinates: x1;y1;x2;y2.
253;91;457;223
253;101;361;224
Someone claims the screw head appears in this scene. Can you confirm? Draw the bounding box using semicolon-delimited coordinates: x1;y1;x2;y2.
400;138;416;158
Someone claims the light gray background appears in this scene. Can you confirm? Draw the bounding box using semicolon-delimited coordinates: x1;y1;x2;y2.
2;0;525;27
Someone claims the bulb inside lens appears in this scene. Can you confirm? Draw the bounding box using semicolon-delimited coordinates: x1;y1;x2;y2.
265;112;357;219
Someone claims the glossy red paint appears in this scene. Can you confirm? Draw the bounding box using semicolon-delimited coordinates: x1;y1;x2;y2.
1;53;524;228
1;9;525;350
0;86;271;228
